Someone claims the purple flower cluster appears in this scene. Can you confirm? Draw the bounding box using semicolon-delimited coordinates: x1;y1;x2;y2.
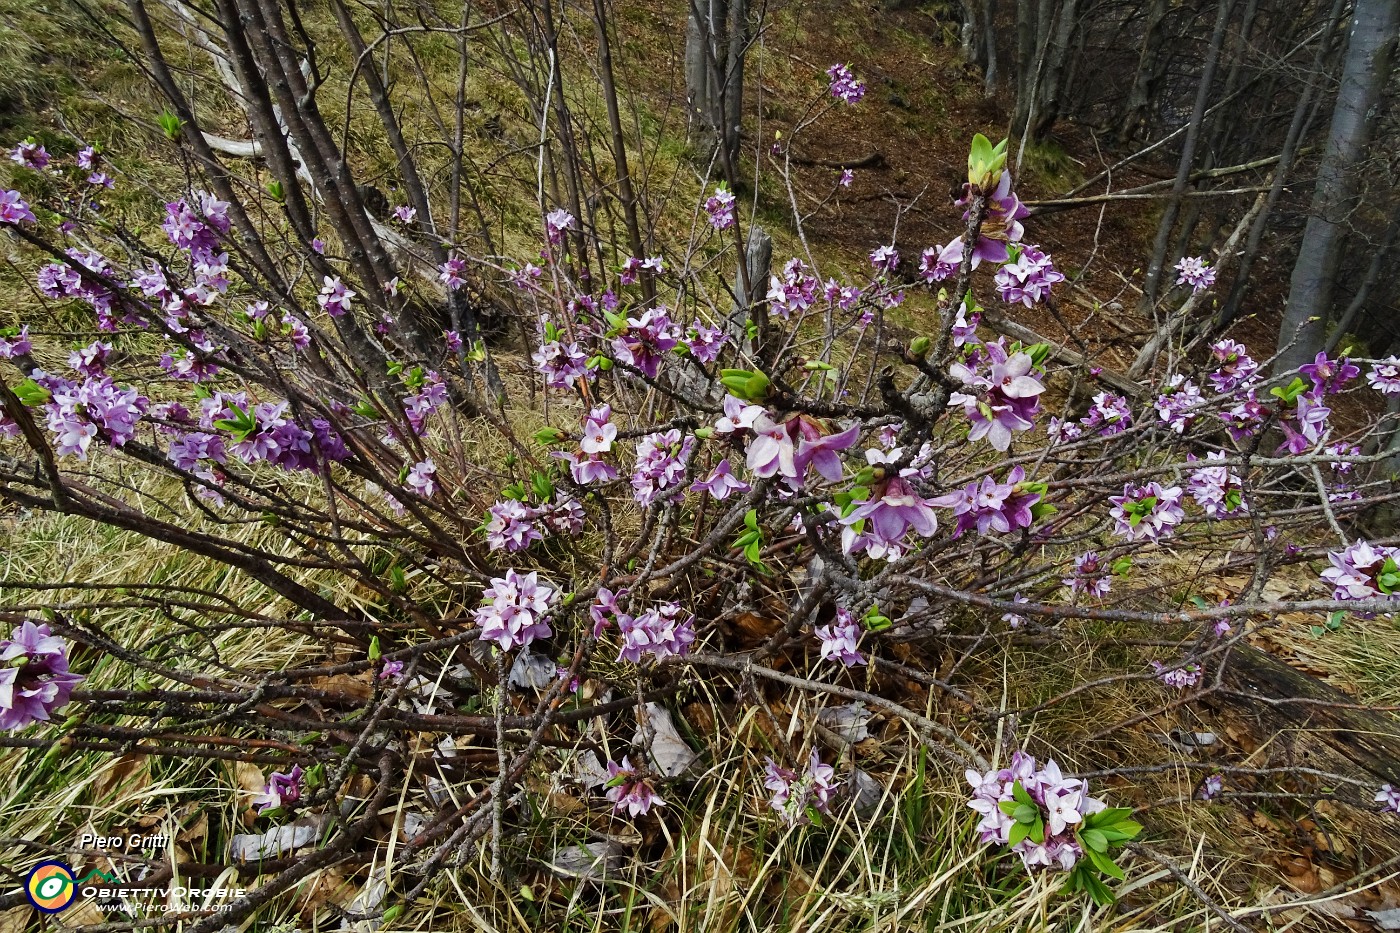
1187;451;1247;518
766;258;820;320
612;308;680;379
533;336;592;389
994;245;1064;307
617;601;696;662
826;64;866;104
814;608;864;667
919;240;962;282
438;256;467;291
869;245;899;274
949;340;1045;450
1207;339;1259;394
1299;351;1359;395
932;465;1039;537
765;751;840;826
691;458;749;500
1109;481;1185;542
1173;256;1215;293
1064;551;1111;598
1079;392;1133;437
684;320;728;363
317;276;355;317
253;764;304;814
840;449;939;561
1366;357;1400;396
10;140;49;171
966;752;1107;871
1321;541;1399;603
545;208;575;246
1378;784;1400;815
957;171;1029;266
1154;375;1203;433
1150;660;1202;689
631;429;696;506
745;413;859;486
605;757;665;816
0;189;36;225
704;186;736;231
474;569;556;651
45;375;148;459
0;622;84;731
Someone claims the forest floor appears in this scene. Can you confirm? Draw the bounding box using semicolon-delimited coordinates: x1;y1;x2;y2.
1;0;1398;931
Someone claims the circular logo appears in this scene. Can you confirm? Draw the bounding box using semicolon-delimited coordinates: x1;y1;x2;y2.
25;861;77;913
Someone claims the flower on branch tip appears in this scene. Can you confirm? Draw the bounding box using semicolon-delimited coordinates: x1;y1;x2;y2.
826;64;865;104
815;608;865;667
605;757;665;816
704;186;736;231
765;750;840;826
617;601;695;663
252;764;304;814
1173;256;1215;293
692;458;750;500
474;570;555;652
1377;784;1400;815
1109;481;1184;543
1366;357;1400;396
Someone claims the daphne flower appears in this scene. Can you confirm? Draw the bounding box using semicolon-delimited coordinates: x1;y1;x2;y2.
765;751;840;826
1064;551;1111;597
685;320;728;363
1001;593;1030;627
1321;541;1400;602
1174;256;1215;292
0;326;32;359
1151;660;1202;689
949;341;1045;450
1155;375;1203;433
1109;481;1184;542
956;171;1029;266
826;63;866;104
485;499;542;552
533;339;592;389
1298;351;1359;395
839;169;854;187
580;405;617;455
317;276;355;317
1080;392;1133;436
404;459;437;497
1187;452;1247;518
692;459;749;500
1208;339;1260;393
632;429;695;506
474;570;555;651
605;757;666;816
9;140;49;171
438;256;468;290
545;208;575;245
612;308;681;379
932;465;1040;537
1200;774;1224;800
616;602;696;662
869;245;899;274
919;240;963;282
0;622;84;732
840;465;938;560
392;205;416;224
714;394;766;436
1377;784;1400;815
1366;357;1400;396
994;245;1064;307
815;608;865;667
251;764;304;813
0;189;36;225
704;187;736;231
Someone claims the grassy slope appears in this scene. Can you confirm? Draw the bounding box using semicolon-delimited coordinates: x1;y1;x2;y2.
1;0;1397;930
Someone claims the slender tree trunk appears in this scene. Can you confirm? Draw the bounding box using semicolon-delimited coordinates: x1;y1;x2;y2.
1278;0;1400;373
1139;0;1237;311
1216;0;1346;331
1117;0;1170;144
1326;210;1400;353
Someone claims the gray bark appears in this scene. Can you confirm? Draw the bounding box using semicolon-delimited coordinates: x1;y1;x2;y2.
685;0;748;166
1278;0;1400;374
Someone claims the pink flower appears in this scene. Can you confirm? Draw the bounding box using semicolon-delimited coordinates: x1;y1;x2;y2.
0;622;84;731
815;608;864;667
605;757;665;816
0;189;36;225
474;570;555;651
826;64;866;104
317;276;355;317
704;187;736;231
1366;357;1400;396
1174;256;1215;293
616;602;695;662
1109;481;1185;542
692;459;750;500
949;341;1045;451
545;208;575;245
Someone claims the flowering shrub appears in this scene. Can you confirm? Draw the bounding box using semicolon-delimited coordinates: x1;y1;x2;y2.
1;30;1398;923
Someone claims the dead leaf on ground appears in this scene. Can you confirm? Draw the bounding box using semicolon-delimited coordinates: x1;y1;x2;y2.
90;754;149;803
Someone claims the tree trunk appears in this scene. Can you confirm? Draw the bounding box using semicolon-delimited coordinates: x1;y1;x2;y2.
1116;0;1170;144
685;0;747;167
1277;0;1400;374
1138;0;1237;312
